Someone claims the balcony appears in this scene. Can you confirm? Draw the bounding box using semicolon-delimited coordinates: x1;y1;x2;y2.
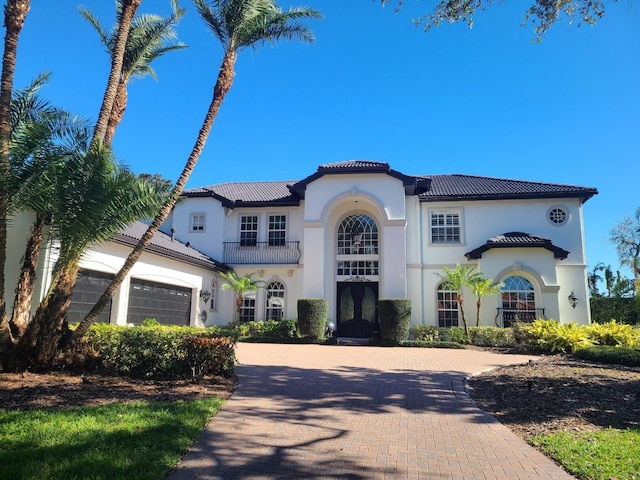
223;241;301;265
495;308;547;328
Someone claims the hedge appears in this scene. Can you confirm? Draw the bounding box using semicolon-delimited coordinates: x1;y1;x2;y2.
297;299;328;341
379;299;411;344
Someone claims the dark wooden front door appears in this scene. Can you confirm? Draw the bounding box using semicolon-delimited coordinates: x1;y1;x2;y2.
336;282;379;338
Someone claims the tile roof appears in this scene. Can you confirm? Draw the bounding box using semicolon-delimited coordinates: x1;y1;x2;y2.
184;163;597;205
465;231;570;260
113;221;228;271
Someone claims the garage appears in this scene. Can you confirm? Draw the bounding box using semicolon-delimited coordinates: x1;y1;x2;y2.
68;269;113;324
127;278;192;326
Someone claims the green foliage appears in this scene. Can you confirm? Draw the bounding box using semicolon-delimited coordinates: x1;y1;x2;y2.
587;320;640;348
297;298;327;341
411;325;468;344
141;318;160;326
573;345;640;367
399;340;465;349
590;296;640;325
524;319;593;353
0;398;223;480
228;319;298;339
82;324;236;378
379;299;412;344
468;326;516;348
531;428;640;480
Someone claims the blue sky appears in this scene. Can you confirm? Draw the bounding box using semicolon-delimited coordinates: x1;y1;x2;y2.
14;1;640;278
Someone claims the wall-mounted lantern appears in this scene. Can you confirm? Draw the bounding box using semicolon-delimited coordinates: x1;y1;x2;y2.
200;289;211;303
568;290;578;309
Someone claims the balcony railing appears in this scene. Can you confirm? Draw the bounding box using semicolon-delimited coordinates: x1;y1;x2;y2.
223;241;301;265
495;308;547;328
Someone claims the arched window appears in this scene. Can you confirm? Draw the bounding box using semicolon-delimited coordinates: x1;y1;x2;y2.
210;280;217;311
437;283;459;327
500;276;536;326
337;214;378;255
336;214;379;277
265;280;285;320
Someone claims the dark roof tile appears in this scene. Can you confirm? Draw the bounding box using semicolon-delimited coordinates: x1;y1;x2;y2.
466;231;570;260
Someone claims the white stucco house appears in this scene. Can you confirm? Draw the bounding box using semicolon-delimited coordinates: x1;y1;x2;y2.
6;160;598;336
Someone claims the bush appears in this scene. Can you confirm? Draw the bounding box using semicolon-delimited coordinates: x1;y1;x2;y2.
573;345;640;367
590;296;640;325
587;320;640;348
399;340;465;349
469;326;516;348
412;325;440;342
379;299;411;344
80;324;236;379
227;319;298;339
297;299;327;341
524;319;593;353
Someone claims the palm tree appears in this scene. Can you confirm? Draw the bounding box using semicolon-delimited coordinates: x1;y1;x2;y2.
220;271;259;321
80;0;187;146
91;0;142;149
19;145;167;367
0;0;32;350
71;0;322;346
470;278;504;327
435;264;484;338
7;75;93;341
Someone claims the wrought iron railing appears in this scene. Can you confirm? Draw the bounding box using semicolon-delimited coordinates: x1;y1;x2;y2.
495;308;547;328
223;241;301;265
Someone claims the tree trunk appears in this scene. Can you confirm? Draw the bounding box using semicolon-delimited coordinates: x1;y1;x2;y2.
458;295;469;338
21;265;78;369
68;48;238;347
476;298;481;327
9;212;45;340
91;0;140;148
103;78;128;147
0;0;31;353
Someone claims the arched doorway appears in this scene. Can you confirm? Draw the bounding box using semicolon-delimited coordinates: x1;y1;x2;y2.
335;213;379;337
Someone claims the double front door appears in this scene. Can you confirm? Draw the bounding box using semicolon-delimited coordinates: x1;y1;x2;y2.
336;282;379;338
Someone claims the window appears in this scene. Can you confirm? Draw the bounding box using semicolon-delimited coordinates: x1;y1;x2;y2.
209;281;217;311
337;214;378;255
191;213;205;232
336;261;379;276
430;211;461;243
548;206;568;225
240;215;258;246
437;283;459;327
240;292;256;322
268;214;286;246
500;276;536;325
265;280;285;320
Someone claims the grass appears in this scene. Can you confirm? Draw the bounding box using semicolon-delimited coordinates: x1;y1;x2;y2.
531;428;640;480
0;398;224;480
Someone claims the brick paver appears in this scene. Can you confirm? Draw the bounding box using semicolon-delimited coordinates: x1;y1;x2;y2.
168;343;574;479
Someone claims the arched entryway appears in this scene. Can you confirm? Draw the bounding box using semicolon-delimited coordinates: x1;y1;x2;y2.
335;212;380;337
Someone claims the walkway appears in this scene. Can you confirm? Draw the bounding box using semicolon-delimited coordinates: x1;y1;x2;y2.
168;343;574;479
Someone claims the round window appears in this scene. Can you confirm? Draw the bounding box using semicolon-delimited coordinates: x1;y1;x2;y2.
548;206;568;225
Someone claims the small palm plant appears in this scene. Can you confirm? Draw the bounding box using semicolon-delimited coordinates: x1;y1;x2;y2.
435;264;484;338
470;278;504;327
220;271;259;322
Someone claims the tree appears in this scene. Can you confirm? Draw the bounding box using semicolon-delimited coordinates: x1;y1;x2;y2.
220;271;259;321
0;0;31;351
380;0;616;40
70;0;322;346
80;0;187;146
610;207;640;289
470;277;504;327
435;264;484;337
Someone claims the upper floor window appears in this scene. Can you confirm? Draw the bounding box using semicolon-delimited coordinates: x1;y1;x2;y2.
191;213;205;232
430;210;461;243
337;214;378;255
268;214;287;246
265;280;285;320
437;283;459;327
240;215;258;246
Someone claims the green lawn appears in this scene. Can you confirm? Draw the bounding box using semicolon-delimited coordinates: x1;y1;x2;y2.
0;398;223;480
531;428;640;480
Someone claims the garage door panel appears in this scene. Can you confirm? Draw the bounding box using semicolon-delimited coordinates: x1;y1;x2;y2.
68;270;114;324
128;279;192;326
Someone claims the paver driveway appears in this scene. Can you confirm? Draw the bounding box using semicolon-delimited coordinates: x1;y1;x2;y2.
168;343;574;479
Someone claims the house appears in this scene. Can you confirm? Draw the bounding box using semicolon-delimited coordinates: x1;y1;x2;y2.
6;160;598;335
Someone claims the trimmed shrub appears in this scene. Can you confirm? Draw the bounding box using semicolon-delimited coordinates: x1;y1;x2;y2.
297;299;327;341
412;325;440;342
79;324;236;379
573;345;640;367
379;299;411;344
590;296;640;325
399;340;465;349
469;326;516;348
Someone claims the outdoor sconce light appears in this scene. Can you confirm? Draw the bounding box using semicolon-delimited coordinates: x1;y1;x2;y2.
568;290;578;309
199;310;208;322
200;289;211;303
